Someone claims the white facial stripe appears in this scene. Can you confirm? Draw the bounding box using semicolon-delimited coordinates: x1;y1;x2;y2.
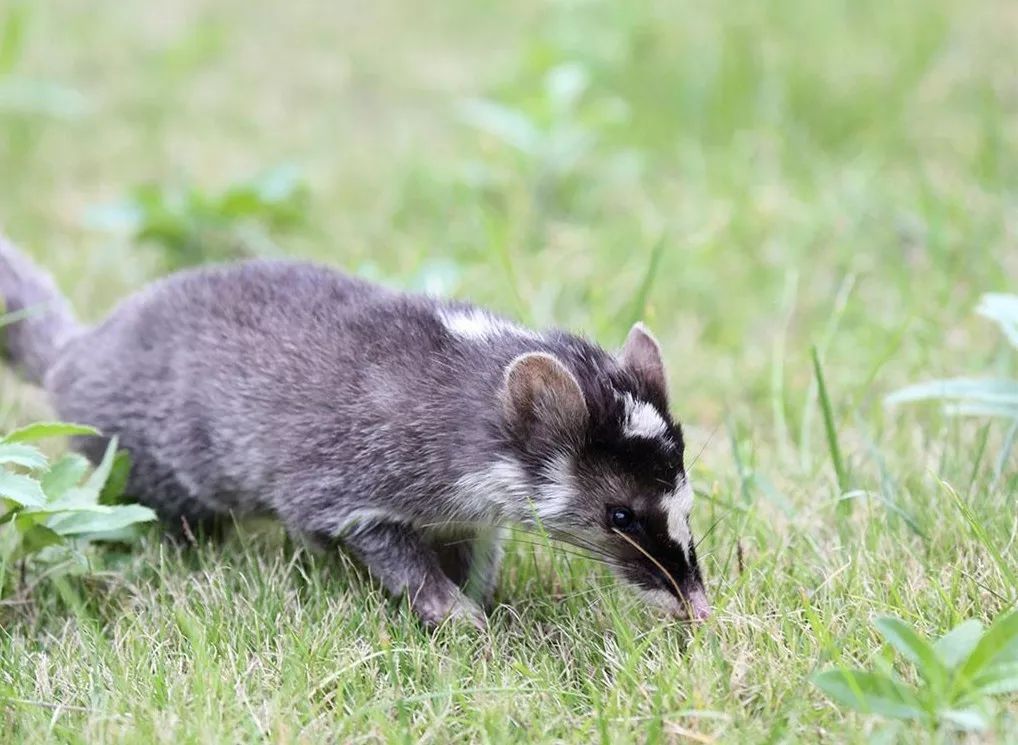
455;455;575;523
620;393;669;440
536;454;575;521
663;476;694;559
453;457;532;520
437;308;538;342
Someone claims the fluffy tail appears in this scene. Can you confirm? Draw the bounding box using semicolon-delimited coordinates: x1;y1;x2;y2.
0;235;82;385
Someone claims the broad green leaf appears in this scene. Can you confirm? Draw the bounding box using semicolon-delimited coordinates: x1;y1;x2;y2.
959;610;1018;682
15;523;63;556
99;450;132;505
971;662;1018;696
0;443;47;470
935;620;984;670
11;508;51;531
812;669;929;722
41;453;90;500
939;708;989;731
46;504;156;536
73;525;147;544
874;617;947;690
0;471;46;507
81;436;118;500
2;422;99;445
56;437;118;507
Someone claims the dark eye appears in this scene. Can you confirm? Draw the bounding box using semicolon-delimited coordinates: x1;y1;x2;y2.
608;506;635;530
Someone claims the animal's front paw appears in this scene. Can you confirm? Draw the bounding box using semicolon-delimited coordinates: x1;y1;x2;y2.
412;586;486;630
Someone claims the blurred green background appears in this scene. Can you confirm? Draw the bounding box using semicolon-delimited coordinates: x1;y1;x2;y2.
1;0;1016;742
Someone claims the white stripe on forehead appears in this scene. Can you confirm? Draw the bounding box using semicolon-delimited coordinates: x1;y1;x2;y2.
619;392;669;440
663;476;694;560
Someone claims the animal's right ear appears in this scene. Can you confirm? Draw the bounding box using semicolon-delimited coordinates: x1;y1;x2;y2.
619;322;668;399
500;352;589;440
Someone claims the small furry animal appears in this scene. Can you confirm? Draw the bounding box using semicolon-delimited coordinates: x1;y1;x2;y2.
1;235;709;627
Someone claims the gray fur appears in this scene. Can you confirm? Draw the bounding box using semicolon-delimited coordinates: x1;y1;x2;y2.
1;237;709;626
0;236;81;383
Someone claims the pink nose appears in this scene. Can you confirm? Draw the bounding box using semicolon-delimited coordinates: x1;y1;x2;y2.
686;588;711;621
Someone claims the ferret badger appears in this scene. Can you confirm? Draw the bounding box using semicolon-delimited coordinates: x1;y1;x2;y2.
1;236;709;627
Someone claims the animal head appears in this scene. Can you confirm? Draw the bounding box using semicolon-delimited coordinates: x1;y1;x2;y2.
498;322;709;621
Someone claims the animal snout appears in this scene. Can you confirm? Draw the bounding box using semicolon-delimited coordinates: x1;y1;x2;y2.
684;587;711;622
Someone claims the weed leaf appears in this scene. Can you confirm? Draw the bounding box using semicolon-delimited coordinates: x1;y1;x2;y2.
0;470;47;507
874;617;947;690
99;450;133;505
2;422;100;444
0;443;47;470
958;610;1018;682
813;670;928;722
45;504;156;536
41;453;91;500
934;620;985;670
971;662;1018;696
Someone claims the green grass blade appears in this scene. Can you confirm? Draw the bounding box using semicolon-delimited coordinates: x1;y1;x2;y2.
811;345;848;496
624;232;666;330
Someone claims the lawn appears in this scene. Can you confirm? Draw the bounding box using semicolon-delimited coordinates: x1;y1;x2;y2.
1;0;1017;742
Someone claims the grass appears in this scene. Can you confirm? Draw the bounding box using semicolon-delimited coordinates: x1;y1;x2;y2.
1;0;1017;741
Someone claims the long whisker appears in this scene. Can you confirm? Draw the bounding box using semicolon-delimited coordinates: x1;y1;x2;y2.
503;539;620;568
542;529;615;558
412;519;618;562
509;525;615;560
417;519;607;554
611;528;683;599
434;532;614;565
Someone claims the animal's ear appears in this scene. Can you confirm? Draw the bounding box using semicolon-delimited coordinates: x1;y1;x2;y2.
501;352;589;439
619;322;668;398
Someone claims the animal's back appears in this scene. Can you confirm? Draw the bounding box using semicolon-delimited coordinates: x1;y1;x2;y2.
45;260;434;524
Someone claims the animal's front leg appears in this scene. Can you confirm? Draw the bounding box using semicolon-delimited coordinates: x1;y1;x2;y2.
341;521;486;629
431;527;505;609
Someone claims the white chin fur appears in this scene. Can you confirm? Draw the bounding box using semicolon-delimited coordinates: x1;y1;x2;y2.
634;587;683;613
632;585;710;620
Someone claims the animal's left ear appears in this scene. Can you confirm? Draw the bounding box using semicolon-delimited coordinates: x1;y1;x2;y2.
619;322;668;398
